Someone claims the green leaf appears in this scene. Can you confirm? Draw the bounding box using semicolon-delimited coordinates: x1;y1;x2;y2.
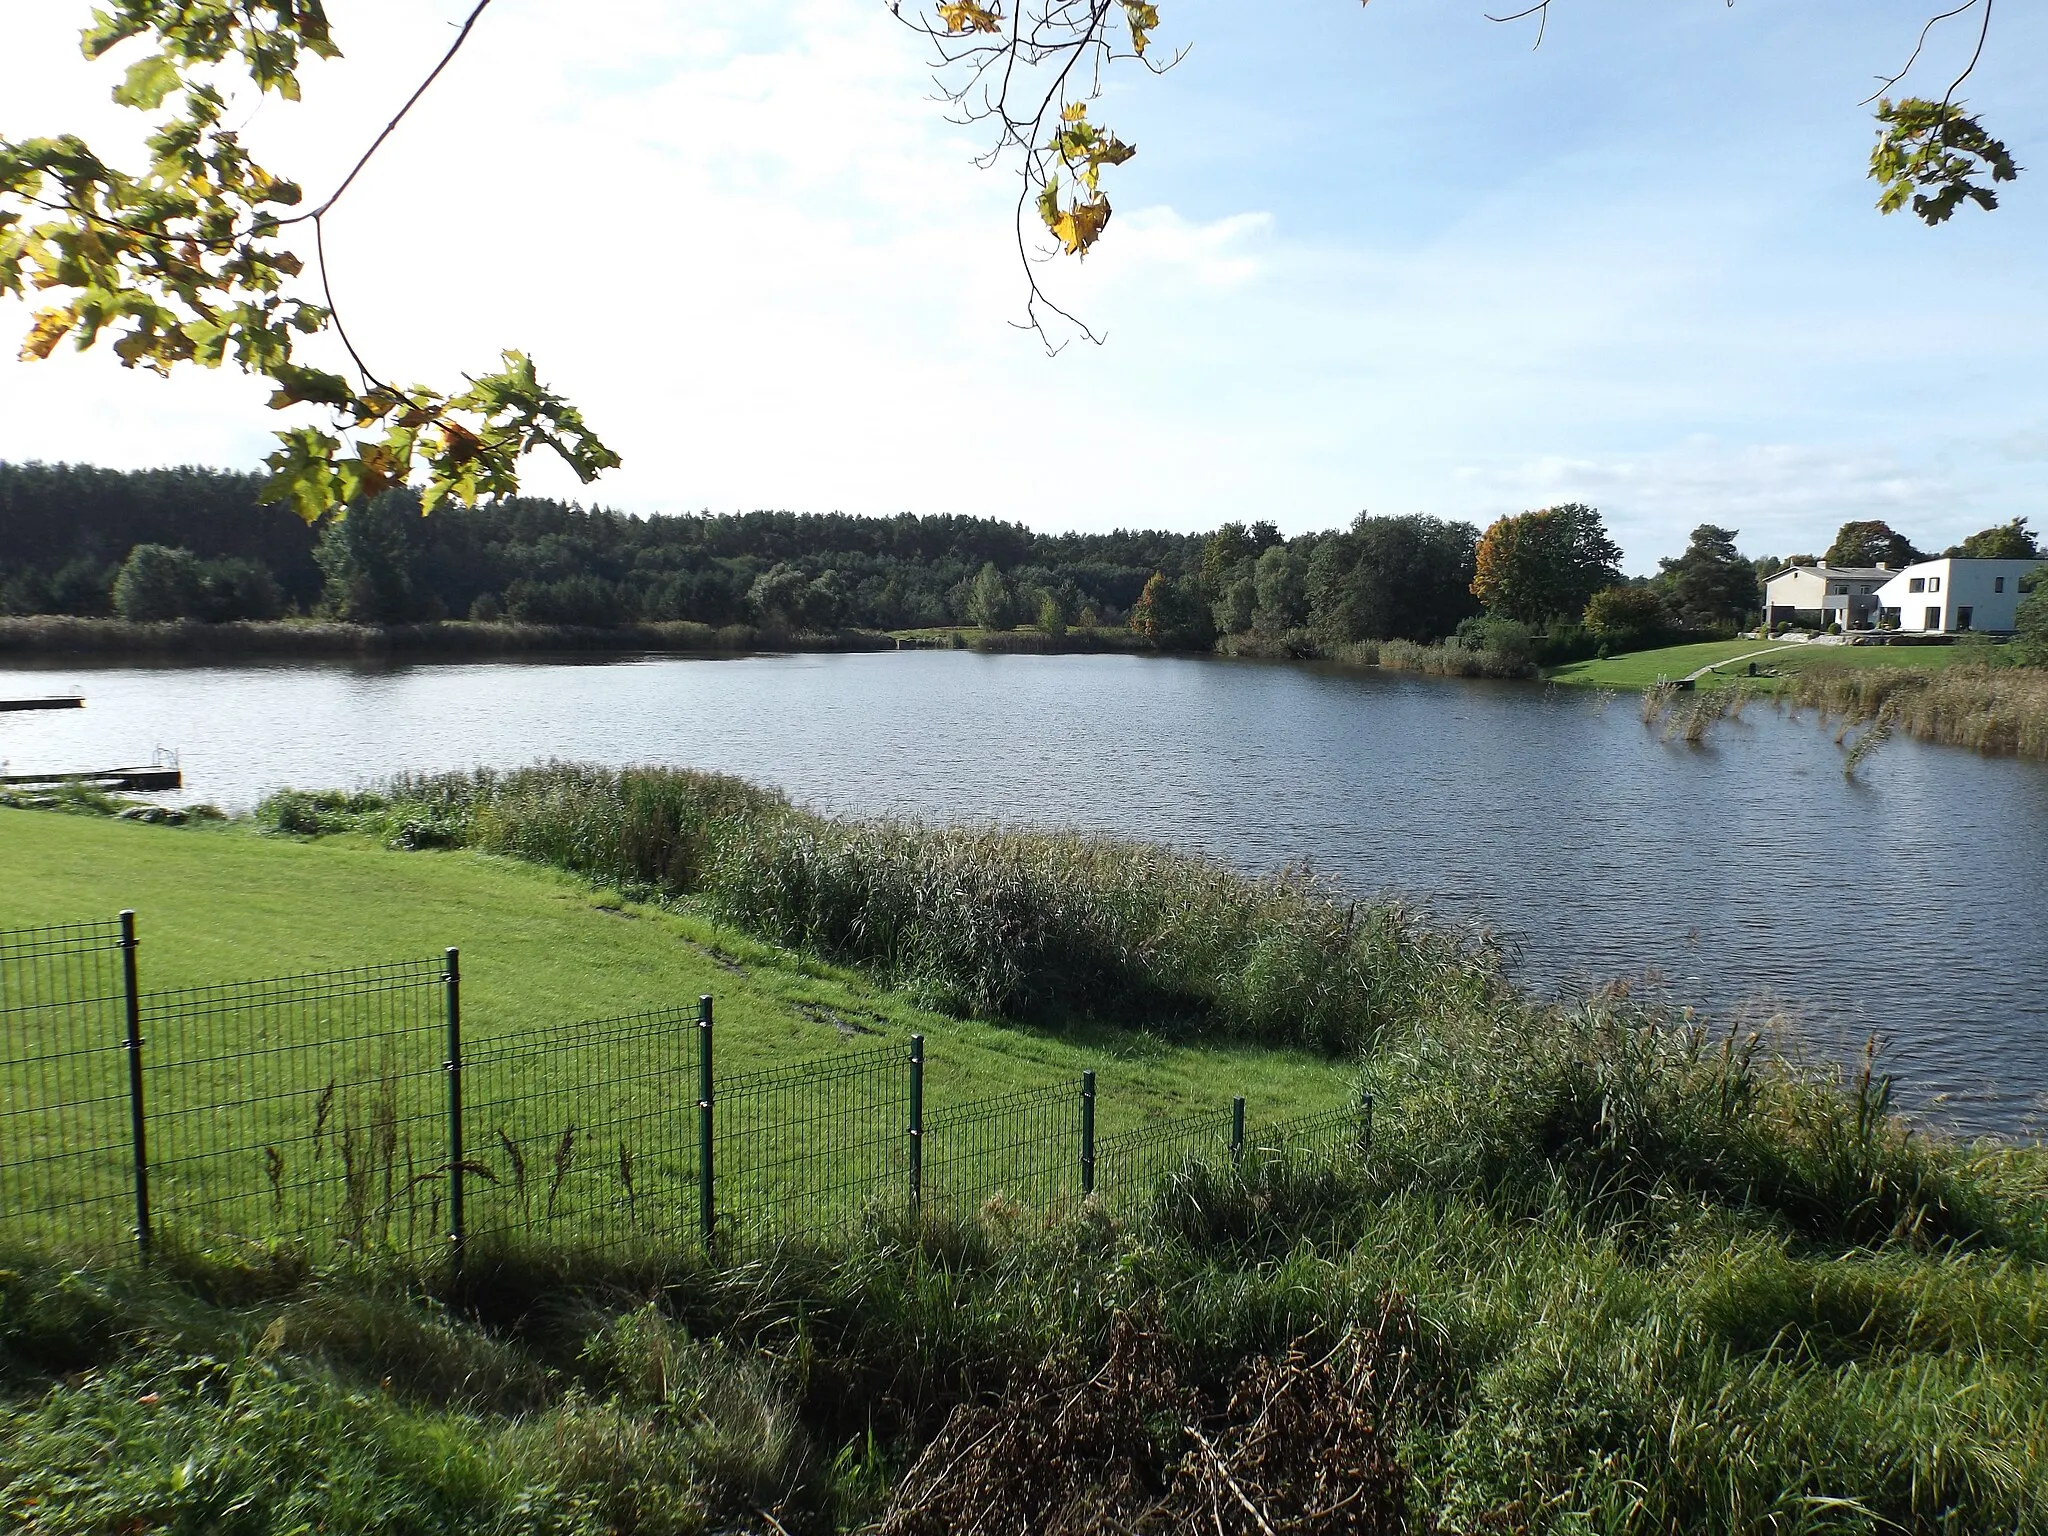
113;53;181;111
265;363;353;410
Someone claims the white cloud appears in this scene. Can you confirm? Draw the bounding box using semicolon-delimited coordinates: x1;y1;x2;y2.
0;0;2043;555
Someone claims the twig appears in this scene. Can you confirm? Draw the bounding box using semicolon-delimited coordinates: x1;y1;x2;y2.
1188;1425;1278;1536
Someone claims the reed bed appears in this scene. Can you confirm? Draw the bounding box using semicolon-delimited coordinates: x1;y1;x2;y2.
1376;638;1535;680
1785;662;2048;760
0;615;893;657
262;764;1501;1055
1639;680;1754;744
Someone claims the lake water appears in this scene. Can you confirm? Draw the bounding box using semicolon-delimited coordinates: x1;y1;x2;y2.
4;649;2044;1135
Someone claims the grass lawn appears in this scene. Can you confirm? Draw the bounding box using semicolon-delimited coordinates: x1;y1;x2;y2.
1;808;1350;1254
1548;638;1977;691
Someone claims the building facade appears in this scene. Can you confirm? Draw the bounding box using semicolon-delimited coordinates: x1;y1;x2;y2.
1761;563;1893;631
1873;557;2043;633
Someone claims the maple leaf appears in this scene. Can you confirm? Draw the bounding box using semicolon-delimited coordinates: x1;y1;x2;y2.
18;305;76;361
936;1;1003;35
1051;195;1111;256
1121;2;1160;58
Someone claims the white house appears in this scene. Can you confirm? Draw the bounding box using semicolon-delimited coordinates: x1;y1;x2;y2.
1761;563;1894;631
1873;557;2043;634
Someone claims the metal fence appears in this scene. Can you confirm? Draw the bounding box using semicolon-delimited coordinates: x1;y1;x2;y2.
0;915;1374;1265
141;958;453;1263
0;917;139;1258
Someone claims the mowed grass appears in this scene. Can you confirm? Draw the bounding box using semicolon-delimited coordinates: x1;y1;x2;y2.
0;808;1350;1134
1549;637;1973;691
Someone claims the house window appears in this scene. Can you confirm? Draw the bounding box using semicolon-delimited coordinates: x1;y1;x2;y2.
1926;606;1943;630
1929;576;1942;593
1908;577;1926;593
1996;577;2006;593
1958;606;1974;631
1829;583;1846;595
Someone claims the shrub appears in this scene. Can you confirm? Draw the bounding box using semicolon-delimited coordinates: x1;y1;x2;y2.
111;544;206;622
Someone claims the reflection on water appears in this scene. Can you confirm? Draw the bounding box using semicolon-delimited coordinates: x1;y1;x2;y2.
4;649;2044;1134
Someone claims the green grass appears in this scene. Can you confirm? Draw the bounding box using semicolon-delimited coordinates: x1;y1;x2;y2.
6;789;2047;1531
0;808;1348;1132
1549;638;1973;691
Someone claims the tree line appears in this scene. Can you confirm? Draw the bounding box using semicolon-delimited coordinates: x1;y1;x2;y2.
2;461;2036;661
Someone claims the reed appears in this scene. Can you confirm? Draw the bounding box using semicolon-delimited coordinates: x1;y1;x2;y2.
1376;638;1535;679
0;615;895;658
1784;662;2048;760
261;764;1503;1055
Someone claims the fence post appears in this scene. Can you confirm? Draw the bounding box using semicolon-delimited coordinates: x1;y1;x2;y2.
1231;1096;1245;1170
1080;1070;1096;1197
908;1034;924;1223
444;947;464;1264
119;911;151;1260
1358;1093;1374;1156
697;995;715;1251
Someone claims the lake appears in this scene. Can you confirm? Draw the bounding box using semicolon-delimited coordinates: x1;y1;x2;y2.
4;649;2044;1135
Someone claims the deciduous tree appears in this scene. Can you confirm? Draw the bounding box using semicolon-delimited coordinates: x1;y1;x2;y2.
1944;518;2039;560
1307;513;1479;646
1824;521;1925;569
1470;504;1621;627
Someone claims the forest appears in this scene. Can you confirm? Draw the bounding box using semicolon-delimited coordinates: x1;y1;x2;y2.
0;461;1813;661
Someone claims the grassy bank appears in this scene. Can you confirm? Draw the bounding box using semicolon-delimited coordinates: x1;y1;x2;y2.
252;765;1496;1057
1548;637;1973;691
0;616;898;659
0;810;1346;1127
5;789;2047;1529
2;969;2042;1531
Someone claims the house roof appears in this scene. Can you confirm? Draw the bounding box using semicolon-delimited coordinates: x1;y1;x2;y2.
1765;564;1891;584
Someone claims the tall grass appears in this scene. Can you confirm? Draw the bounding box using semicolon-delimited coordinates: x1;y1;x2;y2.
1639;680;1754;744
260;765;1502;1054
1786;662;2048;760
1376;638;1535;679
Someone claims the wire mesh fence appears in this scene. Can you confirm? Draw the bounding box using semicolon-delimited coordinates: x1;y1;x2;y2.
0;918;138;1257
923;1079;1085;1224
1245;1100;1374;1169
141;958;451;1262
1094;1104;1240;1219
716;1038;909;1248
465;1004;697;1257
1;914;1376;1266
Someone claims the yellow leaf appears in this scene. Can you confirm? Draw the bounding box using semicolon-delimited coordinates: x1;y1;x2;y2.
18;306;76;362
1122;2;1160;57
1062;102;1090;123
936;1;1003;34
1050;196;1111;256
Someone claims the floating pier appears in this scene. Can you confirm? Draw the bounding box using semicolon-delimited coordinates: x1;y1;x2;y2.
0;696;85;713
0;765;182;793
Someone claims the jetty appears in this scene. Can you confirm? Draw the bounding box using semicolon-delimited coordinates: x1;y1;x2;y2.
0;765;182;793
0;696;85;713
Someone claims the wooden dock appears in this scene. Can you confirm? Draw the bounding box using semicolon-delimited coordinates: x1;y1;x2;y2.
0;765;182;793
0;696;84;713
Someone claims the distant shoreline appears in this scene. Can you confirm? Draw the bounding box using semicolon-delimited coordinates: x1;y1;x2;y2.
0;616;1170;662
0;616;897;660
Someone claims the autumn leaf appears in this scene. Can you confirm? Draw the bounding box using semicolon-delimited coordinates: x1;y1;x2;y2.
1121;2;1160;57
18;305;76;361
1050;195;1111;256
936;1;1003;35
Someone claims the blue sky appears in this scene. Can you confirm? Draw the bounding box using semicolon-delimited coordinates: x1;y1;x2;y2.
0;0;2042;572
